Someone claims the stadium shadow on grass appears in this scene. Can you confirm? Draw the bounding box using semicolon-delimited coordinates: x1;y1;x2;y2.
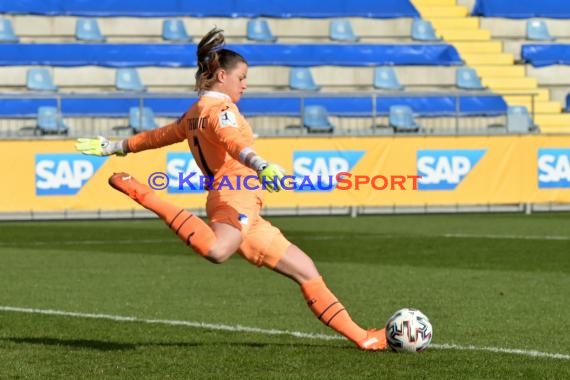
3;337;347;351
4;337;137;351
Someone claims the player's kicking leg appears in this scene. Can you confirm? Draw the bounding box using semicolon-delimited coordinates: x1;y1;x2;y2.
276;247;387;350
108;172;216;256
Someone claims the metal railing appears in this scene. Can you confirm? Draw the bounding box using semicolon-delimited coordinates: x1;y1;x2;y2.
0;90;541;138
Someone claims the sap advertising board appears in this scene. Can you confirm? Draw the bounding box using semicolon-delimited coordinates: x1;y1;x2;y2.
35;153;107;196
538;148;570;189
417;149;486;191
33;147;570;197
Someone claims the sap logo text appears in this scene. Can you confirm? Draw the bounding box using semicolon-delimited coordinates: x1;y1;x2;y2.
538;148;570;188
293;150;365;191
35;154;107;196
166;152;205;193
417;149;486;191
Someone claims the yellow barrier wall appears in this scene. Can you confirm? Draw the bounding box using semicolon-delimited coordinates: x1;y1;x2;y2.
2;135;570;213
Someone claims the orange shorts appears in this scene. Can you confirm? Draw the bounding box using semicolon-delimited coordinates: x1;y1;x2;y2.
206;189;291;268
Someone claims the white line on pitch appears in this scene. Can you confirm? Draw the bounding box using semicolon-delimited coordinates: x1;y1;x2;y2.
1;306;568;360
0;306;340;341
430;343;570;360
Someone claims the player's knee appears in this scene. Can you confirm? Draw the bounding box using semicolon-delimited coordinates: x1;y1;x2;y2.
205;247;233;264
203;227;241;264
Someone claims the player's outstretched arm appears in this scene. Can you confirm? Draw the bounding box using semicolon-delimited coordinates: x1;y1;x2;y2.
75;136;127;156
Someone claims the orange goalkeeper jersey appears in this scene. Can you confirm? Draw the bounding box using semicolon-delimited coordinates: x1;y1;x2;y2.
127;91;257;188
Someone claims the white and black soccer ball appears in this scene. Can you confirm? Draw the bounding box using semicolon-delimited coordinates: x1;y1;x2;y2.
385;308;433;353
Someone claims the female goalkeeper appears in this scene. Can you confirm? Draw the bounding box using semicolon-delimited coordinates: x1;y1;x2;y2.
75;27;387;351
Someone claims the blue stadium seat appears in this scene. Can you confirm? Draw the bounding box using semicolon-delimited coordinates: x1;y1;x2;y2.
455;67;486;90
26;68;58;92
303;105;334;133
115;68;146;92
389;105;420;132
373;66;404;90
411;19;440;42
162;19;191;42
75;18;106;42
129;107;158;133
329;19;359;42
289;67;320;91
507;106;538;133
246;18;277;42
36;106;68;135
526;19;555;41
0;18;19;42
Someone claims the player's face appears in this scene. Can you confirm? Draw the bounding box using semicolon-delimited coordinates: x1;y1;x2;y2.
220;62;248;103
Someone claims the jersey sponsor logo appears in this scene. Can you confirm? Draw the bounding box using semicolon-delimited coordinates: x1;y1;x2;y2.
166;152;206;193
238;213;249;225
35;153;107;196
293;150;365;192
538;148;570;188
417;149;486;190
219;110;238;128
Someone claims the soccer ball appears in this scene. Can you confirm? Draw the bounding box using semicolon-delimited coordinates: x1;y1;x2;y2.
385;308;433;353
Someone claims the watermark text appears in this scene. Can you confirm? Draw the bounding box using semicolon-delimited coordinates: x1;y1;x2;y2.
148;171;421;191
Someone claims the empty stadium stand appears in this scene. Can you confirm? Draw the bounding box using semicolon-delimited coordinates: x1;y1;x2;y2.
0;0;420;18
5;16;420;43
0;93;507;118
0;43;463;67
2;0;569;137
0;65;477;93
0;91;507;138
412;0;570;133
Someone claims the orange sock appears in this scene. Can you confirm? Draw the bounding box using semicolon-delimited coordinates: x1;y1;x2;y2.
301;276;367;344
137;191;215;256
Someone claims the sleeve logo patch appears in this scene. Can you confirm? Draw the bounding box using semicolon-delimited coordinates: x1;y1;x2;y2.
220;110;238;128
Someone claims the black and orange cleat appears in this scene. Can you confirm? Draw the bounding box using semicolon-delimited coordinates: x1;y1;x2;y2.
357;328;389;351
108;172;152;202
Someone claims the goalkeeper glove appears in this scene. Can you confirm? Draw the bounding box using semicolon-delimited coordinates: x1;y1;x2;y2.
75;136;126;156
257;163;285;193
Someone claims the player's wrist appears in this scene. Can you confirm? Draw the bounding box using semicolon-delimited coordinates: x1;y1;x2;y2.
103;138;127;156
249;155;267;172
121;139;130;154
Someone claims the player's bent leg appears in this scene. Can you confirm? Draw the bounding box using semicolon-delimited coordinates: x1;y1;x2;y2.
206;222;242;264
108;172;215;256
274;245;388;351
272;244;319;284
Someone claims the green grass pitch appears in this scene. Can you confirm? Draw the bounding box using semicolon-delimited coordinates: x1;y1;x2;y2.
0;213;569;379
